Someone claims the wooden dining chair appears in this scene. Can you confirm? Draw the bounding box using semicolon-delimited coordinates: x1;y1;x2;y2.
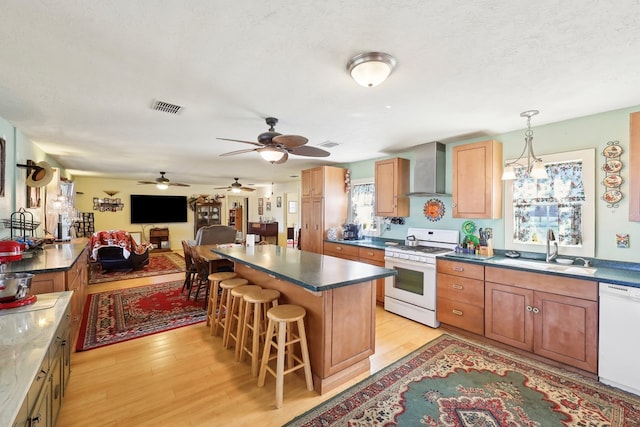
189;252;212;306
181;241;198;296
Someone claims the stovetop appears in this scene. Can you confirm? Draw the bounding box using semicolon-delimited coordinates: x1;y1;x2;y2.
387;245;453;255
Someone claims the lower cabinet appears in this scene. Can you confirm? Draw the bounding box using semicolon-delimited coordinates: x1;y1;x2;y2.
485;266;598;373
18;304;71;427
323;242;386;305
436;259;485;335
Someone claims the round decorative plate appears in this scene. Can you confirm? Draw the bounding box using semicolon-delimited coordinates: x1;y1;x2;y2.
423;199;445;222
603;160;623;173
603;144;623;158
602;190;623;204
603;174;623;188
461;220;476;235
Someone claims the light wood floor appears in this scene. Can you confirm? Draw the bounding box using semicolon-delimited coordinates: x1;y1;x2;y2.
57;271;442;427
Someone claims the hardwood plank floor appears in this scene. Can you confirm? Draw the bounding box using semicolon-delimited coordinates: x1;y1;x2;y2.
58;271;441;426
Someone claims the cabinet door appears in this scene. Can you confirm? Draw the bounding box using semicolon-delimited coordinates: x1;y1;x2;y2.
301;167;324;197
301;197;324;254
485;281;533;351
375;158;409;217
452;140;502;219
533;291;598;373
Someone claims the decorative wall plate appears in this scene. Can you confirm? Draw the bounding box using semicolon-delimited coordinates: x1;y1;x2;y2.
423;199;445;222
603;144;624;158
603;174;623;188
603;190;623;204
603;160;622;173
461;220;476;235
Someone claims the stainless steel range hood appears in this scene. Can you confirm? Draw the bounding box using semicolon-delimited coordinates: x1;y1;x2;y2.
405;141;450;197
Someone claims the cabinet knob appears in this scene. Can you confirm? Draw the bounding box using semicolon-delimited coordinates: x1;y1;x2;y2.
532;307;540;314
526;305;533;312
452;284;464;290
452;309;463;316
336;247;342;251
453;266;464;272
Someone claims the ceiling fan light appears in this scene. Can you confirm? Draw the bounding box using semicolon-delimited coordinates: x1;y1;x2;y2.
259;147;285;163
231;187;242;193
347;52;396;87
156;182;169;190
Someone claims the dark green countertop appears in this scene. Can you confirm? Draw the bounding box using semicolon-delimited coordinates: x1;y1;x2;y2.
442;253;640;288
4;240;88;274
324;238;403;250
209;244;396;292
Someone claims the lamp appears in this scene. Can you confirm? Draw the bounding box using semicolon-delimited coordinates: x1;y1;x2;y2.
347;52;396;87
259;146;286;163
502;110;548;180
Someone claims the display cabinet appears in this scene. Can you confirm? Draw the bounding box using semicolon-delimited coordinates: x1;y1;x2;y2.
194;201;222;236
149;227;170;252
229;207;243;233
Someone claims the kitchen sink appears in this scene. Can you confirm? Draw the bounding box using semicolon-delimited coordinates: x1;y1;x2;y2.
493;258;597;275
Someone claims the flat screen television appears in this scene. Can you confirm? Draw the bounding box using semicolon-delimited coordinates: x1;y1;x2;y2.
130;194;188;224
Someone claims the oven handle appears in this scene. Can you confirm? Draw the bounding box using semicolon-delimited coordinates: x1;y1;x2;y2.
384;256;436;270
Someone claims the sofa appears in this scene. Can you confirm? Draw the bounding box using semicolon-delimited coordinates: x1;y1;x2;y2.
194;225;238;245
89;230;152;271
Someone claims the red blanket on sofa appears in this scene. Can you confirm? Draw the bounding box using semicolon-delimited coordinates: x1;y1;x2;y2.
89;230;151;261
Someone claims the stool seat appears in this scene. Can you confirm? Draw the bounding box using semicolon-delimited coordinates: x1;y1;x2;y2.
258;304;314;408
206;272;236;328
223;285;262;348
239;289;281;375
212;277;248;337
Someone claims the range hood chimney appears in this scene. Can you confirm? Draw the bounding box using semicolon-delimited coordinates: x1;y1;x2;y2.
405;141;449;197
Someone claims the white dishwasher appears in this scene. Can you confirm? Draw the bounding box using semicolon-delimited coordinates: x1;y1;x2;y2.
599;282;640;395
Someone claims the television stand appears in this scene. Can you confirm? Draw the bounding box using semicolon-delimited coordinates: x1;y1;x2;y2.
149;227;170;252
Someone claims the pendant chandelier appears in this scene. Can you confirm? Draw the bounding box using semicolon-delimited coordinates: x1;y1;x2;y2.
502;110;548;180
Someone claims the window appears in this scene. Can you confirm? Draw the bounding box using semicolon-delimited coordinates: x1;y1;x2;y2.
505;149;595;257
351;181;377;235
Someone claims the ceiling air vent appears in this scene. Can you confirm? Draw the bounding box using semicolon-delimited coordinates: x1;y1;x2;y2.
318;141;339;148
151;100;183;114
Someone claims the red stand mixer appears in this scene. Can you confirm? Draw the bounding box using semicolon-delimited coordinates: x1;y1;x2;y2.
0;240;36;308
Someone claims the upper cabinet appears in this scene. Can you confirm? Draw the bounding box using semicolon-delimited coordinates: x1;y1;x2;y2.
301;167;326;197
452;140;503;219
375;157;410;217
630;111;640;221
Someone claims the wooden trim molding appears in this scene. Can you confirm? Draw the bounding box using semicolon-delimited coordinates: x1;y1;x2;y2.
630;112;640;221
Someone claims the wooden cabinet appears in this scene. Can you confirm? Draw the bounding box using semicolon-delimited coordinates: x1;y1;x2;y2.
452;140;503;219
149;227;170;252
300;166;347;254
323;242;386;305
247;222;278;244
30;247;88;349
193;201;221;236
436;259;485;334
484;266;598;373
374;157;410;217
17;303;71;427
630;111;640;221
229;207;243;233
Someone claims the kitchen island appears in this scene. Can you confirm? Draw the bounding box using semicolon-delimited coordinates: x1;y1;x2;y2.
206;244;396;394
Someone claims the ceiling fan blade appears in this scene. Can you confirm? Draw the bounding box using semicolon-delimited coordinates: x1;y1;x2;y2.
216;138;263;147
220;148;259;157
168;182;190;187
272;134;308;148
214;186;231;190
240;187;256;192
274;152;289;164
288;145;331;157
137;181;156;185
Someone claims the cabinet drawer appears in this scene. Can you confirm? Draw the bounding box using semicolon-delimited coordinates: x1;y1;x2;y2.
437;274;484;307
358;247;385;263
437;259;484;280
324;242;359;259
437;298;484;335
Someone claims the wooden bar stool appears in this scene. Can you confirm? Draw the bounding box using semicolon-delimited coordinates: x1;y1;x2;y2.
224;284;262;349
206;272;236;328
238;288;281;376
258;304;314;409
213;278;248;337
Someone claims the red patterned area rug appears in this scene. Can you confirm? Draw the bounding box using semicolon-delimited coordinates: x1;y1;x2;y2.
76;280;205;351
89;252;185;284
286;334;640;427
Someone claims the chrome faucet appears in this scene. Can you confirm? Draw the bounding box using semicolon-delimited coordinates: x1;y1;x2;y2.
546;228;558;262
575;257;591;267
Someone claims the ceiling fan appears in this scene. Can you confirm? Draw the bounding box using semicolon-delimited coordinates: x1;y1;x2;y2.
137;171;190;189
217;117;331;164
214;177;256;193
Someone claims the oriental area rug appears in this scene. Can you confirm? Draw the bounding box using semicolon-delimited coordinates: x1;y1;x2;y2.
286;334;640;427
76;280;206;351
88;251;186;284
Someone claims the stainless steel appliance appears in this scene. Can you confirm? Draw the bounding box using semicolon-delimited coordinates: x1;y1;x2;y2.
384;228;459;327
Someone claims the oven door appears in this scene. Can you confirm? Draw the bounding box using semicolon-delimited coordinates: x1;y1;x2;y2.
384;256;436;310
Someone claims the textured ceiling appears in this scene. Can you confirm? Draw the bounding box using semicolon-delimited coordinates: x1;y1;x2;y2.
1;1;639;188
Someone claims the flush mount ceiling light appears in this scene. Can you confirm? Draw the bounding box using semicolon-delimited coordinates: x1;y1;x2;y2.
502;110;548;180
347;52;397;87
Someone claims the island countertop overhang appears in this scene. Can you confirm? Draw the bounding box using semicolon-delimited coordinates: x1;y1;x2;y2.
208;245;396;292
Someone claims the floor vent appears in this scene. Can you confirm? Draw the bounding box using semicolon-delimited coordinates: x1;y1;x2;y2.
151;100;183;114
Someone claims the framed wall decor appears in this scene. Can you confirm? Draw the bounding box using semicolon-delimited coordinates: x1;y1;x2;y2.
0;137;5;197
276;196;282;208
258;197;264;206
266;201;271;211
